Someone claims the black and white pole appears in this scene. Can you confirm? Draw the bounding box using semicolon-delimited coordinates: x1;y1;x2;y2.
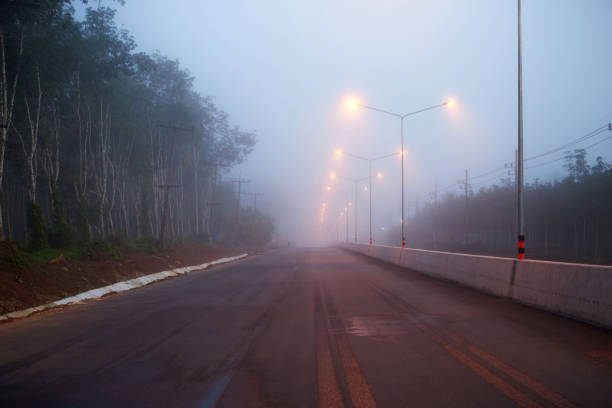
517;0;525;260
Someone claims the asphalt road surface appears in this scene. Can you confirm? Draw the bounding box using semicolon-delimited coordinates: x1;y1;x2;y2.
1;247;611;407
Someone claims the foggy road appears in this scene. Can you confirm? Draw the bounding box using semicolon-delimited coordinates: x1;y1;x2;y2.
1;247;611;407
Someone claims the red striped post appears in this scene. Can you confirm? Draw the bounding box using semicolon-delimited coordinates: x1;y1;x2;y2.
518;235;525;260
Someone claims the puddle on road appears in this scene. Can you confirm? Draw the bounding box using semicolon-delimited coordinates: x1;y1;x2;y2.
334;315;408;341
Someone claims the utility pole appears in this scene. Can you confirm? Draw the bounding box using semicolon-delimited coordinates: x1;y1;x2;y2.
239;191;264;211
458;169;470;246
230;177;250;212
517;0;525;260
252;192;264;211
354;181;358;243
369;161;372;245
434;183;438;248
155;123;194;249
434;183;438;206
465;169;469;245
344;190;349;243
464;169;468;202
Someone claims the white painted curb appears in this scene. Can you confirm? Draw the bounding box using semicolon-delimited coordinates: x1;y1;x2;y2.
0;253;248;322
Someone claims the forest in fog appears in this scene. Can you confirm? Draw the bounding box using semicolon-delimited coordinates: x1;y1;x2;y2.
0;1;274;250
388;149;612;264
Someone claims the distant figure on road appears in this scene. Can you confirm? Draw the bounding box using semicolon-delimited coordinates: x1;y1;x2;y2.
287;241;291;247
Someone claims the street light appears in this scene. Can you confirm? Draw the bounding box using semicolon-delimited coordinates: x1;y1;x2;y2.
517;0;525;260
333;174;367;244
335;149;399;245
332;175;366;244
347;98;454;248
327;185;351;242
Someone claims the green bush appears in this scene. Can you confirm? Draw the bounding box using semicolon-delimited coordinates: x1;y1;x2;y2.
27;201;47;251
82;240;122;261
139;188;152;238
49;188;73;248
76;195;91;244
0;240;30;270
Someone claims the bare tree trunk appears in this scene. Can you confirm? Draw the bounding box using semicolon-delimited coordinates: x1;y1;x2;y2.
18;69;43;203
0;28;23;239
43;101;61;212
95;100;111;238
193;143;200;236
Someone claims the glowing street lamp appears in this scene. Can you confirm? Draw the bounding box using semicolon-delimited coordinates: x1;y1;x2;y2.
335;149;398;245
332;172;369;244
347;98;455;247
328;185;351;242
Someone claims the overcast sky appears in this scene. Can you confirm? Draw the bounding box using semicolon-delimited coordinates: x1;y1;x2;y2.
80;0;612;245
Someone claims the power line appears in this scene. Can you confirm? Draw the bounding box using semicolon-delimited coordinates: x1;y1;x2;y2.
469;165;506;180
467;122;611;182
525;125;609;162
470;173;509;187
525;134;612;170
436;123;611;196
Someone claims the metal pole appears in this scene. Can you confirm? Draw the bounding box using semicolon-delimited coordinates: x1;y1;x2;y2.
401;117;405;248
345;197;349;243
354;181;358;243
369;160;372;245
465;169;469;246
517;0;525;260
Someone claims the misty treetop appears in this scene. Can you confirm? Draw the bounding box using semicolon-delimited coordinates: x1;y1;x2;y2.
1;1;270;248
388;149;612;265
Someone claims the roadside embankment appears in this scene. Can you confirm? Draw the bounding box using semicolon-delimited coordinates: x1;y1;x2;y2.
0;241;246;316
341;243;612;329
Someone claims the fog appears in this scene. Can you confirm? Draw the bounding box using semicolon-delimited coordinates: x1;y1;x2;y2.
78;0;612;247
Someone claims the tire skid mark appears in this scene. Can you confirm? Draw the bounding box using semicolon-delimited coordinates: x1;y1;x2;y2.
315;283;345;408
316;273;377;408
368;283;544;408
371;283;580;408
200;278;292;407
458;336;578;408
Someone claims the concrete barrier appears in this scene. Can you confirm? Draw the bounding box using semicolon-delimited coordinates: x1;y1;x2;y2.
513;260;612;328
376;245;402;266
340;243;612;329
398;248;514;298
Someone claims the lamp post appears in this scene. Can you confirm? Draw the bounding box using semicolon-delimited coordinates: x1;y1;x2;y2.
327;185;350;243
517;0;525;260
333;173;368;244
348;99;454;247
335;149;398;245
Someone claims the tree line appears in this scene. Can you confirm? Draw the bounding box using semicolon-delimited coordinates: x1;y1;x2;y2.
385;149;612;265
0;1;274;250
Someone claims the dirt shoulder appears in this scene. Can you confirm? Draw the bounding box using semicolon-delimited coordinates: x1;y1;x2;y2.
0;241;245;315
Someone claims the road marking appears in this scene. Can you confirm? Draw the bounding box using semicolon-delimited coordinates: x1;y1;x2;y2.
368;284;554;408
317;322;345;408
446;332;580;408
316;275;377;408
199;374;232;408
335;335;377;408
370;283;580;408
420;324;543;408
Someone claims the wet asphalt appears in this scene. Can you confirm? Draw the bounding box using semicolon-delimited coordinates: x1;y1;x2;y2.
0;247;611;407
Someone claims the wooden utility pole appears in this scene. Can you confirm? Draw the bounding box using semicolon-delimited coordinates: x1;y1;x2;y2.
230;177;250;212
240;191;264;211
155;123;194;249
458;169;470;246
